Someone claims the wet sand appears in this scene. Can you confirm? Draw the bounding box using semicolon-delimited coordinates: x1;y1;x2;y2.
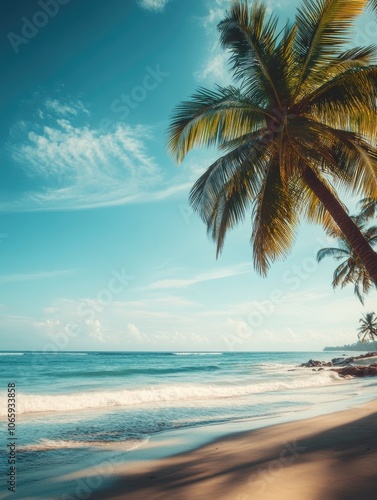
88;400;377;500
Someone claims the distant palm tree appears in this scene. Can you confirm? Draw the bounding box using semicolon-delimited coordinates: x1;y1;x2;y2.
358;312;377;343
167;0;377;282
317;217;377;304
359;197;377;221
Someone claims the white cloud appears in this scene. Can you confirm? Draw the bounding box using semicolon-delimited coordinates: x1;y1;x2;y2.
5;99;192;211
44;98;89;117
193;1;232;85
151;296;196;307
14;120;158;180
23;277;373;351
32;296;211;349
138;0;171;12
0;270;74;284
194;53;231;84
201;1;232;28
190;332;210;344
34;316;106;344
143;263;252;290
127;322;147;341
86;319;105;342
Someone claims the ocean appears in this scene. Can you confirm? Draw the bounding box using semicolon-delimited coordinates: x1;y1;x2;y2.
0;350;376;499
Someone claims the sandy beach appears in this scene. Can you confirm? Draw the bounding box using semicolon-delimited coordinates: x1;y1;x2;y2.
4;1;377;500
90;400;377;500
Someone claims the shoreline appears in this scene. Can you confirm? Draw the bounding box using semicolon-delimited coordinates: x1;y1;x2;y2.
89;399;377;500
3;352;377;500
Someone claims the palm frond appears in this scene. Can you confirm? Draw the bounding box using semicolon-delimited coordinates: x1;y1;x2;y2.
293;0;368;95
354;278;365;304
167;86;267;163
288;117;377;198
358;197;377;221
269;22;299;103
296;177;344;233
364;230;377;251
189;132;273;255
251;156;298;275
368;0;377;13
218;0;282;107
317;247;349;261
317;205;376;303
295;67;377;141
336;45;377;66
332;260;351;287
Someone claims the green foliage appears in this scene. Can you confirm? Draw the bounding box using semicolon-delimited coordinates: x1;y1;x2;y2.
167;0;377;275
323;339;377;351
317;215;377;303
358;312;377;342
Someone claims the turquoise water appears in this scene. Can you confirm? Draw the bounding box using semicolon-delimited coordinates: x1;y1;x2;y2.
0;351;376;499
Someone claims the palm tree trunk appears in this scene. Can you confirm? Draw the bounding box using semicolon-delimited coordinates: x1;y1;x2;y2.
303;167;377;285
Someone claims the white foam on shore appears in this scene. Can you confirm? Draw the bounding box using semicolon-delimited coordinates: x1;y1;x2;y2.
173;352;223;356
18;436;149;452
0;352;24;356
0;370;343;416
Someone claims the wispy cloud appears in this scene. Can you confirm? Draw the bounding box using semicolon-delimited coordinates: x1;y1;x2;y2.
4;98;191;212
0;270;75;284
143;263;252;290
14;121;156;177
194;53;231;84
193;1;232;85
137;0;171;12
44;98;89;117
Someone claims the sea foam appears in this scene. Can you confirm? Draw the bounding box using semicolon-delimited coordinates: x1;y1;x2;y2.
18;436;149;452
0;370;342;416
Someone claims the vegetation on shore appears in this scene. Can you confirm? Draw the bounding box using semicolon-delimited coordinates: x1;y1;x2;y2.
358;311;377;342
323;340;377;351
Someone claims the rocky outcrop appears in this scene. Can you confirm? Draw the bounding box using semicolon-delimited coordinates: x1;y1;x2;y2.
355;351;377;359
331;356;354;365
299;352;377;369
332;364;377;378
300;359;332;368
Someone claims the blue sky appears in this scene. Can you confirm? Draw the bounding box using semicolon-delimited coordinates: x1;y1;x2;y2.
1;0;377;352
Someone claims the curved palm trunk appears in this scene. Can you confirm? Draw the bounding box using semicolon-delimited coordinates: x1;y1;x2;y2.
303;167;377;286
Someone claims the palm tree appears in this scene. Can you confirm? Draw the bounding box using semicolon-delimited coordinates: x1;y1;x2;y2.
317;216;377;304
359;197;377;221
358;312;377;343
167;0;377;282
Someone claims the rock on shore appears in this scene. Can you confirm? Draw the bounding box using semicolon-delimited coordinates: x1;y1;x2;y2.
331;364;377;377
299;352;377;378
